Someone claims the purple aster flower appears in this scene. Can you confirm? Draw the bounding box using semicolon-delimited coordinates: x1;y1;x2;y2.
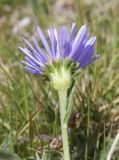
18;23;101;160
19;23;100;76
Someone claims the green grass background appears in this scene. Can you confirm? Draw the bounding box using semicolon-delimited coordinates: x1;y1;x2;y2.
0;0;119;159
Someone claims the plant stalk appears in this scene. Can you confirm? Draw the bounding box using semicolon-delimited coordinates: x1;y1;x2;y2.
58;89;70;160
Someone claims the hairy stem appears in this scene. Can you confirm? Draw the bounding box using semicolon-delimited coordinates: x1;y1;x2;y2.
58;89;70;160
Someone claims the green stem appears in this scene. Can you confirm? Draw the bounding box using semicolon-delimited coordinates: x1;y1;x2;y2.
58;89;70;160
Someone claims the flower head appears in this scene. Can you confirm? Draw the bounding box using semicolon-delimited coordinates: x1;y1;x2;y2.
19;23;100;89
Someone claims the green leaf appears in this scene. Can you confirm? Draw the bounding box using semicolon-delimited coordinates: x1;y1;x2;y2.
41;150;51;160
36;152;41;160
64;82;75;125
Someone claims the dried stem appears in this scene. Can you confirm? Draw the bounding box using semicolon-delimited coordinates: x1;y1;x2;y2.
107;129;119;160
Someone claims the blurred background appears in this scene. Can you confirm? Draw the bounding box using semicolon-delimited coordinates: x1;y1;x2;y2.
0;0;119;159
